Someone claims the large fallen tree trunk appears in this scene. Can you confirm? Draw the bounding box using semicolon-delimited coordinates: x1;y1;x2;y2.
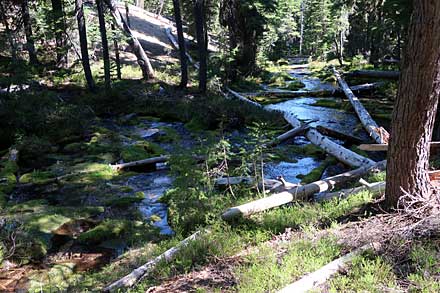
104;230;204;292
266;122;313;147
110;155;169;171
278;243;379;293
165;27;199;69
333;68;389;144
316;125;364;145
315;181;385;202
222;160;386;220
243;82;383;98
359;142;440;152
346;70;400;80
104;0;154;79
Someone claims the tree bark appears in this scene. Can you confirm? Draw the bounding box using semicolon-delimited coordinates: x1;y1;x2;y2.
172;0;188;88
385;0;440;207
51;0;67;67
21;0;38;65
75;0;96;91
96;0;111;90
104;0;154;80
333;68;389;144
194;0;207;93
111;24;122;80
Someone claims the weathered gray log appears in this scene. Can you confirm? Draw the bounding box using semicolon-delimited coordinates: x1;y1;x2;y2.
359;142;440;152
110;155;169;171
104;230;204;291
333;68;389;144
266;122;313;147
222;160;386;220
315;181;385;202
225;87;263;108
278;243;379;293
243;82;384;98
283;112;375;168
316;125;364;145
347;70;400;80
165;27;199;69
104;0;154;79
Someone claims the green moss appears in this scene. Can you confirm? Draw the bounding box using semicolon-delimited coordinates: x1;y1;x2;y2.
0;192;7;209
287;144;326;158
284;80;306;91
121;141;164;162
64;142;86;153
19;170;55;184
156;126;181;143
312;99;342;109
69;162;118;182
350;145;370;158
365;171;386;183
298;158;337;184
28;263;80;293
104;191;145;207
77;219;130;245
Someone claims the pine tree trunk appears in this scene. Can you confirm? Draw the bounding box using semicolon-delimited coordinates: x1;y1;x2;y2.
112;24;122;80
172;0;188;88
21;0;38;65
96;0;111;90
194;0;207;93
51;0;67;67
75;0;95;91
385;0;440;208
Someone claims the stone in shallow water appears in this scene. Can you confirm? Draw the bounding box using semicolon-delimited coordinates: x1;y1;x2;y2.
137;128;160;139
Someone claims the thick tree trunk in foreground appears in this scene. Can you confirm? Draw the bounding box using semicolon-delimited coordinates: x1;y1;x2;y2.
51;0;67;67
21;0;38;65
104;0;155;79
194;0;207;93
385;1;440;208
172;0;188;88
96;0;111;90
333;68;389;144
75;0;95;91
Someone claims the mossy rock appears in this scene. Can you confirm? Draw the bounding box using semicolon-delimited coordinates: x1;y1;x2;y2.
284;80;306;91
69;162;117;182
288;144;326;158
77;219;130;245
104;191;145;207
121;141;164;162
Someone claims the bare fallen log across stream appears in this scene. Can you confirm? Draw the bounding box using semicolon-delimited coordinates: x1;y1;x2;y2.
265;121;314;147
222;160;386;220
104;0;155;79
316;125;364;145
359;142;440;152
315;181;385;202
346;70;400;80
242;82;384;98
278;242;379;293
110;155;170;171
165;27;199;69
104;230;205;292
333;68;389;144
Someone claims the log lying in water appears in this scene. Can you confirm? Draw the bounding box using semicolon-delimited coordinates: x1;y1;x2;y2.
221;160;386;220
315;181;385;202
165;27;199;69
333;68;389;144
242;82;383;98
346;70;400;80
110;155;170;171
283;112;375;168
266;121;314;147
316;126;364;145
359;142;440;152
278;242;380;293
104;230;204;292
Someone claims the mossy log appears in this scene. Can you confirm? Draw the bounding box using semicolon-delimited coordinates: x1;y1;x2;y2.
278;243;380;293
315;181;385;202
221;160;386;220
104;0;154;79
103;230;204;292
333;68;389;144
346;70;400;80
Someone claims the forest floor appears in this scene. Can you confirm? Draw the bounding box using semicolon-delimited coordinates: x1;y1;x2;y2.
1;8;440;293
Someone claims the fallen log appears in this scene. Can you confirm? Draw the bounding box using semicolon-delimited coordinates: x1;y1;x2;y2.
333;68;389;144
165;27;199;69
315;181;385;202
283;112;375;168
359;142;440;152
316;125;364;145
278;242;379;293
104;230;204;292
225;87;263;108
104;0;155;79
347;70;400;80
222;160;386;220
243;82;383;98
110;155;169;171
266;122;314;147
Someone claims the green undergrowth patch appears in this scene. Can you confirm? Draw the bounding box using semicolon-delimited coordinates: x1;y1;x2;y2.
406;241;440;292
298;157;337;184
329;251;398;292
120;141;164;162
235;237;341;292
104;191;145;208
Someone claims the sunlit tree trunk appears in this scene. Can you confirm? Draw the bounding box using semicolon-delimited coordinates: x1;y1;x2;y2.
385;0;440;207
75;0;95;91
21;0;38;65
97;0;111;90
172;0;188;88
